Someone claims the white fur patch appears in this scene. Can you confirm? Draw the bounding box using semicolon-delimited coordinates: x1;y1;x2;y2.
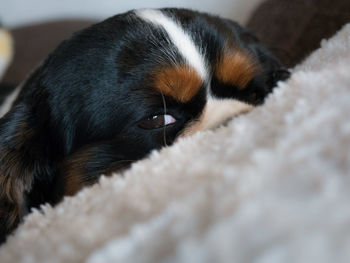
136;9;209;82
179;97;253;137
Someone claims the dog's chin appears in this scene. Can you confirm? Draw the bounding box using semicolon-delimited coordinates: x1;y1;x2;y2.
178;98;253;139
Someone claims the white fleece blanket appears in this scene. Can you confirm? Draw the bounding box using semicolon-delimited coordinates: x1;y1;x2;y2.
1;24;350;263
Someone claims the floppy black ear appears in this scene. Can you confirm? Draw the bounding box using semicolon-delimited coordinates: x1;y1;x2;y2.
0;103;57;242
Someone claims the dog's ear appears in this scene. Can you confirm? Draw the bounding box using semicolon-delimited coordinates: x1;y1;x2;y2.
0;103;55;242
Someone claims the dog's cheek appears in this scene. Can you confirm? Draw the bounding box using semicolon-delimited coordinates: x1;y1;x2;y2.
178;98;252;138
0;105;41;240
61;142;138;196
61;150;98;196
0;174;26;241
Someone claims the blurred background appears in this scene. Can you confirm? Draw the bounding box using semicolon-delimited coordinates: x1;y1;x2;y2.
0;0;263;86
1;0;350;87
0;0;264;27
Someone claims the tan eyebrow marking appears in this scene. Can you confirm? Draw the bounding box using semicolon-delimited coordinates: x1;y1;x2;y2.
152;65;202;102
215;49;260;89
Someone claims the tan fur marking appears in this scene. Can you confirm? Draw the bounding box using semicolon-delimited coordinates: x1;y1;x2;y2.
153;65;202;102
0;120;35;232
0;176;23;227
63;152;91;196
64;173;83;196
216;50;258;89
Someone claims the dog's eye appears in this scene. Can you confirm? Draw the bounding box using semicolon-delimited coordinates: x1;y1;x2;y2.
138;114;176;129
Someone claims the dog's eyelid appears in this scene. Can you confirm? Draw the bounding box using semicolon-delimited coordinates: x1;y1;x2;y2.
163;114;176;125
137;114;176;130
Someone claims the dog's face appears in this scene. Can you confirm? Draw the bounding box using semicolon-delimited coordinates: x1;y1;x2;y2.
0;8;289;240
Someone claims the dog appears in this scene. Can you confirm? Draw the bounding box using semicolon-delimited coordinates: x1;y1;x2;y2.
0;8;290;242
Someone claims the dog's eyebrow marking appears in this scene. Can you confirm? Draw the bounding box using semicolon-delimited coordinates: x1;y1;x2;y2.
136;9;209;82
152;65;202;102
216;48;259;89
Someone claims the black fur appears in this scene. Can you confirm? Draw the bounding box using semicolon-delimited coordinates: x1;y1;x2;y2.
0;8;289;243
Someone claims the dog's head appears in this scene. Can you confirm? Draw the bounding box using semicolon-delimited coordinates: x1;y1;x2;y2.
0;8;289;234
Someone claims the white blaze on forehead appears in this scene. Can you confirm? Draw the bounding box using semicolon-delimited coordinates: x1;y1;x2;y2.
135;9;209;82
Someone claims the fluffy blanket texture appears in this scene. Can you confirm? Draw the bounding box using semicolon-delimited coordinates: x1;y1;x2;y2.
1;23;350;263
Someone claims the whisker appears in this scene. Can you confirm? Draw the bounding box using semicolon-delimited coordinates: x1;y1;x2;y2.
160;91;168;147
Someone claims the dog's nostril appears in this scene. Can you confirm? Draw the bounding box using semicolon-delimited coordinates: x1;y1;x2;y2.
265;69;290;88
278;69;291;81
250;93;257;101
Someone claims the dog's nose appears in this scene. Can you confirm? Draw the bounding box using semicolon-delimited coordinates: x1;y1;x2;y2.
177;99;253;140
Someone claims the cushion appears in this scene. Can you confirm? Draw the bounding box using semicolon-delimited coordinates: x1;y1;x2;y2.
246;0;350;67
2;20;97;85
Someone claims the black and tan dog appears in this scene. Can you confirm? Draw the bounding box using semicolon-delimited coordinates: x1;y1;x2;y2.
0;8;289;242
